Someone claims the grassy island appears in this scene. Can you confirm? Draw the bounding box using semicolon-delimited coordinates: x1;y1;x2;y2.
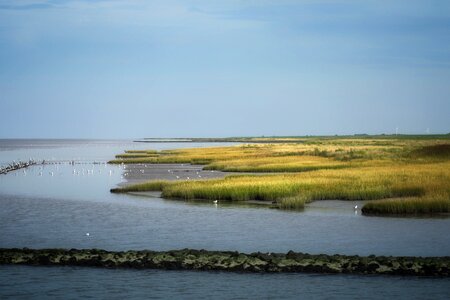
110;136;450;215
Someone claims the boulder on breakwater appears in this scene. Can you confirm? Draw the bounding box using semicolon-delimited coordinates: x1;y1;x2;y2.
0;248;448;276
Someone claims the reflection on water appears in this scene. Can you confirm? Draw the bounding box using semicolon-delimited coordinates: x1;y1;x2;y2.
1;139;449;299
1;265;449;300
1;191;449;256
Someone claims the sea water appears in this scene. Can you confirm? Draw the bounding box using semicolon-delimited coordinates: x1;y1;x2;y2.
0;140;449;299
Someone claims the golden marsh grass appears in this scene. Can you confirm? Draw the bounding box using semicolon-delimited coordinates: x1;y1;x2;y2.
110;138;450;215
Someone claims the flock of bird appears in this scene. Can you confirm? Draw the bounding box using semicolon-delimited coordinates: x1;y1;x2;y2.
3;160;211;182
1;160;112;177
0;159;39;175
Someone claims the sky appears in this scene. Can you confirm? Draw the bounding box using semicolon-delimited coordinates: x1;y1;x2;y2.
0;0;449;138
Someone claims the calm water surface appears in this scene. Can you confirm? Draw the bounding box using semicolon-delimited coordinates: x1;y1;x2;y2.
1;265;449;300
0;139;449;299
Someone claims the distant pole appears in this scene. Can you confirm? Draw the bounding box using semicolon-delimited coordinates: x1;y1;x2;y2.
395;127;399;136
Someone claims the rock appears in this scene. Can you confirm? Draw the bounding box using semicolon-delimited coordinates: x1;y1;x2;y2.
0;248;448;276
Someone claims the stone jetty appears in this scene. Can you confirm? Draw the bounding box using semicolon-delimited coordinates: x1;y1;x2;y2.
0;248;448;276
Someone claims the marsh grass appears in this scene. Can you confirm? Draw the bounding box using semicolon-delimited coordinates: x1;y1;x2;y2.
409;144;450;159
202;156;348;172
109;141;404;172
362;196;450;215
125;150;158;154
110;180;169;193
115;153;160;158
279;195;307;209
110;138;450;214
112;161;449;214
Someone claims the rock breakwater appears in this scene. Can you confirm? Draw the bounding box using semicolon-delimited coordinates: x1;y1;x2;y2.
1;248;448;276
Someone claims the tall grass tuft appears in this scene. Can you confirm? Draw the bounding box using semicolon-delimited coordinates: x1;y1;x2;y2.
279;196;307;209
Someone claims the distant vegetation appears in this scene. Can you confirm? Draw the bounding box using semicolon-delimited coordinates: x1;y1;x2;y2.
111;136;450;215
408;144;450;159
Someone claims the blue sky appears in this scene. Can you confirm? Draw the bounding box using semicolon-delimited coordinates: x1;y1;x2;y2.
0;0;449;138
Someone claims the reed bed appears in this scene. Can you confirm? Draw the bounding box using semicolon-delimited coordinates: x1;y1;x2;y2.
109;140;412;171
362;195;450;215
110;138;450;215
203;156;347;172
112;161;450;213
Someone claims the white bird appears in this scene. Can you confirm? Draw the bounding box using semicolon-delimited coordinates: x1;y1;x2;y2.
176;175;180;179
187;177;190;180
50;171;54;176
213;200;218;204
198;175;202;178
109;170;112;176
86;233;90;236
354;205;358;210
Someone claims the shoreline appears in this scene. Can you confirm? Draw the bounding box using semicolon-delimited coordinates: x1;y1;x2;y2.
114;164;450;216
1;248;448;276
